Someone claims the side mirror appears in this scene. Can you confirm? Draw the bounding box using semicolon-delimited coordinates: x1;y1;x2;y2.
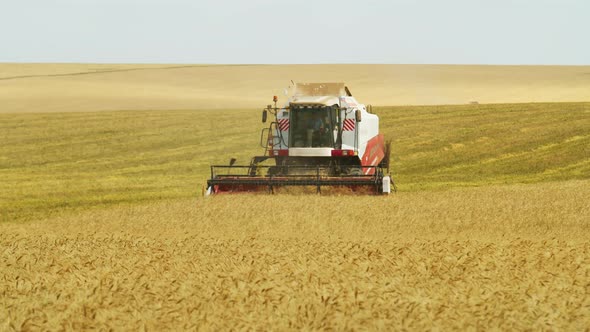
262;110;267;123
355;109;362;122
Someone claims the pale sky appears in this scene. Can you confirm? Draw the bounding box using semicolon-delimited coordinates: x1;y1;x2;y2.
1;0;588;64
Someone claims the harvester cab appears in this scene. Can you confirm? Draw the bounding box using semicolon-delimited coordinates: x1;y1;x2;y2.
206;83;393;195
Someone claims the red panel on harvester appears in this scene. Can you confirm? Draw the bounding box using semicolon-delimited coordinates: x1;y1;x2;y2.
361;134;385;175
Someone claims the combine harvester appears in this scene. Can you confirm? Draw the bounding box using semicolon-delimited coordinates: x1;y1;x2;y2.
206;83;394;195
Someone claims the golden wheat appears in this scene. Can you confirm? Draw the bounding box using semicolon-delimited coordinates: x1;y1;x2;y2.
1;181;589;330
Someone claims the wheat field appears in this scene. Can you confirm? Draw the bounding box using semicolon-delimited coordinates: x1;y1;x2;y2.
1;63;590;330
2;181;589;330
2;102;589;223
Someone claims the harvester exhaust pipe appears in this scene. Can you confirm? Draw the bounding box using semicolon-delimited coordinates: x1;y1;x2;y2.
345;86;352;97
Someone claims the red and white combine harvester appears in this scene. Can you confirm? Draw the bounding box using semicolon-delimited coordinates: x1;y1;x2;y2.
206;83;394;195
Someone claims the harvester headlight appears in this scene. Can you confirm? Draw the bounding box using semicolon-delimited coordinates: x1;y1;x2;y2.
331;149;355;157
270;150;288;156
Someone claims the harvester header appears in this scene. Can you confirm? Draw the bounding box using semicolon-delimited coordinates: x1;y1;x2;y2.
206;83;394;195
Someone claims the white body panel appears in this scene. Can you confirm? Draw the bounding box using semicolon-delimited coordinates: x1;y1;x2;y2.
289;148;333;157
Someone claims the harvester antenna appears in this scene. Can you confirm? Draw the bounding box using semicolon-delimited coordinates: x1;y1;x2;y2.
345;86;353;97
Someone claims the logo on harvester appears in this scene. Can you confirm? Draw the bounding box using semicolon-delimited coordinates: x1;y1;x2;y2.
278;119;290;131
340;96;357;107
343;118;355;131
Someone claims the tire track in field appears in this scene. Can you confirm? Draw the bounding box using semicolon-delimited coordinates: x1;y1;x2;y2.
0;64;265;81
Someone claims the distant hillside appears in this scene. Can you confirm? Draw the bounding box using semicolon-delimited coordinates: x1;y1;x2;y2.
0;63;589;113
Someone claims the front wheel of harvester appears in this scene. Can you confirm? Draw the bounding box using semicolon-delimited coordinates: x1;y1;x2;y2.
268;166;287;176
248;165;257;176
268;166;279;176
347;167;363;176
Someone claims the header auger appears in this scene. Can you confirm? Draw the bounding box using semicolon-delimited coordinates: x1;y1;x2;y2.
206;83;395;195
